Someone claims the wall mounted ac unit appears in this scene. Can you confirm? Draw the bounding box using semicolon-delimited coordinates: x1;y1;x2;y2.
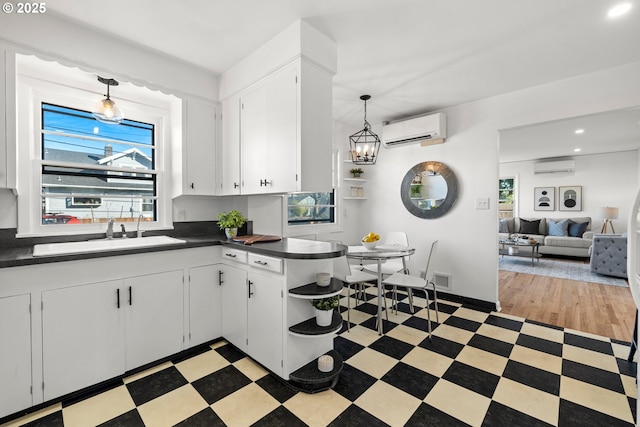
382;113;446;148
533;160;575;174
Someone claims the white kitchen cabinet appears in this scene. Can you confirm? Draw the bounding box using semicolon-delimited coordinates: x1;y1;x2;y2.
219;96;241;195
41;270;183;400
219;263;248;352
220;251;284;374
124;270;184;370
219;58;333;195
188;264;221;347
173;99;218;196
42;280;125;401
0;46;16;190
241;65;297;194
0;294;32;418
247;270;283;375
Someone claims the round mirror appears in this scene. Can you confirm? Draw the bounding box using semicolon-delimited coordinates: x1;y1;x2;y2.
401;161;458;219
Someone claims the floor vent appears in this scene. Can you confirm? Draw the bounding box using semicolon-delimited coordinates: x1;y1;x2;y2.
433;272;451;290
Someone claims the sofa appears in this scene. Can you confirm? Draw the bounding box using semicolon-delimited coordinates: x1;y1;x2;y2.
590;234;628;278
499;216;594;258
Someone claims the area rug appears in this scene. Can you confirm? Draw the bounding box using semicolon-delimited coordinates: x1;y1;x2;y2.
499;257;629;287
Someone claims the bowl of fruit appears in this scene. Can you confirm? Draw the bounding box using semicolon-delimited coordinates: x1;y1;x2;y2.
361;232;380;250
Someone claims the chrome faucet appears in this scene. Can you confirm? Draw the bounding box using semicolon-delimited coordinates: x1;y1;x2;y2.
120;224;127;238
137;215;144;238
106;218;114;239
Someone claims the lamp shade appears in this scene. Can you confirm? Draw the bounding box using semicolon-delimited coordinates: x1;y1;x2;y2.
597;206;619;220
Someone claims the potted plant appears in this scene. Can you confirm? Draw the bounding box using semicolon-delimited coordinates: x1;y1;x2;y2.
216;210;247;239
410;183;423;198
311;295;339;326
350;167;363;178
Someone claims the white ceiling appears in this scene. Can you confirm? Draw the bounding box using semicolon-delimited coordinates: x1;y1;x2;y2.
46;0;640;161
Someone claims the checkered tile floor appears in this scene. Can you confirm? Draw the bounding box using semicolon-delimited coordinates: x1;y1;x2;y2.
3;288;637;427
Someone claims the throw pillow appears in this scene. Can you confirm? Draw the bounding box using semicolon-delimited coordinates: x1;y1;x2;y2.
499;219;510;233
548;219;569;236
568;221;589;237
519;218;541;234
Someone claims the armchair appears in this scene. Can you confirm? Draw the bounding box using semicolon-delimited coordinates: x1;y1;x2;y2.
589;234;628;279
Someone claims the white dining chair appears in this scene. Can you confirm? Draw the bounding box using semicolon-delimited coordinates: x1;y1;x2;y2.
382;240;440;338
333;254;387;331
362;231;410;312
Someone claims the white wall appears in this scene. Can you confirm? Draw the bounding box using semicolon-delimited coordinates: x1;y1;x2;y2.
501;152;638;234
336;61;640;306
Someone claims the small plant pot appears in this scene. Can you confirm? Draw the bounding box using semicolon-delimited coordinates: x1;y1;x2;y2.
225;228;238;239
315;308;333;326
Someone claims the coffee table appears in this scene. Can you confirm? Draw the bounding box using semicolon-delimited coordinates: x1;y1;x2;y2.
499;240;541;266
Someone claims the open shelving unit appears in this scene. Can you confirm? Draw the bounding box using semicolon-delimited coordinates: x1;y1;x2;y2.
287;278;344;392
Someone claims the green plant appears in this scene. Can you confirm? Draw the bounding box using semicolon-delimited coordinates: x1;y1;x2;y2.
311;295;339;311
410;184;422;197
216;210;247;229
350;168;363;176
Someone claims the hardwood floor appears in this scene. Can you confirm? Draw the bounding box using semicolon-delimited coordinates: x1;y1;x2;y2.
498;260;636;342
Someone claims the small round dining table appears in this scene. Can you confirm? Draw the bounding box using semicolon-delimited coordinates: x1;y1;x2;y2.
347;245;415;334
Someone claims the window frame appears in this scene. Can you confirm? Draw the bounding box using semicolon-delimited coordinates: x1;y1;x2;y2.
286;190;336;226
16;72;174;237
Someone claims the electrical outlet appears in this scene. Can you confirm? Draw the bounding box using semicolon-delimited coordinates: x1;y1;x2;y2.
475;197;490;210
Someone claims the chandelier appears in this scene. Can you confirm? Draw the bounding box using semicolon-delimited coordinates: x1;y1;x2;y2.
349;95;381;165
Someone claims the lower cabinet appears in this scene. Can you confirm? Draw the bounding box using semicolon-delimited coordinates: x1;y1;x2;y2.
247;270;283;375
41;270;184;401
219;263;248;352
124;270;184;370
42;280;124;401
0;294;32;418
188;264;222;347
219;257;284;376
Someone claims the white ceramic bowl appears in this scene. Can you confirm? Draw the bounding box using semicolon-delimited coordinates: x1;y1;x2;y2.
316;272;331;287
362;240;377;250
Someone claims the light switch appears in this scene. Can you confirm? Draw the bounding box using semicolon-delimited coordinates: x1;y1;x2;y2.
475;197;490;210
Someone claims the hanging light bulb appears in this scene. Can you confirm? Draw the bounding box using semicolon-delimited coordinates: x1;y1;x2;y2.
93;76;124;124
349;95;381;165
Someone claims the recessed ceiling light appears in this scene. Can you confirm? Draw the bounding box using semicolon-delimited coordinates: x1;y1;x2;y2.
574;148;581;152
608;3;632;18
575;129;585;134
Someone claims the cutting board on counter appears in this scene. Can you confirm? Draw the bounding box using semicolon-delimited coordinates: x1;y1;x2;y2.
232;234;282;245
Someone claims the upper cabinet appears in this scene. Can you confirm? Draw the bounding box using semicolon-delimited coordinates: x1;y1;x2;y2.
240;64;298;194
0;46;17;190
173;98;219;196
218;20;336;196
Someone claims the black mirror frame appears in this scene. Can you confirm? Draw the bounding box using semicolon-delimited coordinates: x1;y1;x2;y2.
400;161;458;219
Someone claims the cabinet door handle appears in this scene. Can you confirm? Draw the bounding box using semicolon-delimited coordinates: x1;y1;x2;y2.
190;182;195;189
116;288;120;309
218;270;224;286
233;182;239;189
254;260;268;266
248;280;254;298
128;286;132;306
224;253;237;258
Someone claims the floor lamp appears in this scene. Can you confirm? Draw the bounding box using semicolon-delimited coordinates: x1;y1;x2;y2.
598;206;619;234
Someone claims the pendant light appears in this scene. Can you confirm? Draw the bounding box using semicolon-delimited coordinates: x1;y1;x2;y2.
93;76;124;124
349;95;381;165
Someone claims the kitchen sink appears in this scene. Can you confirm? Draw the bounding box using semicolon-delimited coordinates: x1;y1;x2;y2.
33;236;186;257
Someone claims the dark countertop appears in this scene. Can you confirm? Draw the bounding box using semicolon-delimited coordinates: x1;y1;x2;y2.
0;223;346;269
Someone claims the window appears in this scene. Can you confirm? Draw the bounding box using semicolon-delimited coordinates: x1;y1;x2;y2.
287;191;335;225
499;178;515;218
41;103;156;226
